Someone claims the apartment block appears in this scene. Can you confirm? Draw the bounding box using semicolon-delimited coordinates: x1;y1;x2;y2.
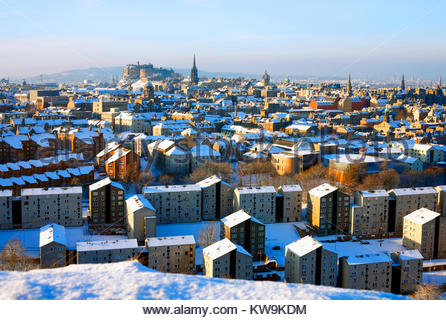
339;253;392;292
276;184;302;222
0;190;12;229
197;175;233;220
203;238;253;280
350;190;389;236
126;194;156;243
76;239;139;264
435;185;446;216
21;187;82;228
285;236;337;286
402;208;446;259
390;250;423;294
388;187;438;233
39;223;67;268
220;209;265;261
89;177;125;225
307;183;350;235
146;235;196;274
143;184;201;224
233;186;276;224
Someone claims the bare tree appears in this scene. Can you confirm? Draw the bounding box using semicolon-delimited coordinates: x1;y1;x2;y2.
0;239;37;271
197;223;219;248
411;284;443;300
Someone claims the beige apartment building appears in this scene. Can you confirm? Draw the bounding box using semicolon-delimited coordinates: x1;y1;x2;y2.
307;183;350;235
339;253;392;292
220;209;265;261
435;185;446;216
39;223;67;268
89;177;125;225
277;184;302;222
203;238;253;280
114;112;147;133
125;194;156;243
233;186;276;224
350;190;389;236
285;236;337;286
0;190;12;229
143;184;201;224
197;175;233;220
92;99;127;116
76;239;139;264
390;250;423;294
146;235;196;274
402;208;446;259
388;187;438;233
21;187;83;228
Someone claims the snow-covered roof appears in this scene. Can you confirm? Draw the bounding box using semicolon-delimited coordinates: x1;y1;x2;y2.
390;187;437;196
0;190;12;197
89;177;124;191
236;186;276;194
359;190;388;198
280;184;302;192
204;238;250;260
344;252;392;265
165;146;188;156
190;144;220;157
76;238;138;252
104;148;131;164
286;236;322;257
21;186;82;196
196;175;221;188
404;208;440;225
39;223;67;247
96;142;121;157
309;183;337;198
146;235;195;247
143;184;202;193
126;194;155;212
221;209;263;228
394;250;424;261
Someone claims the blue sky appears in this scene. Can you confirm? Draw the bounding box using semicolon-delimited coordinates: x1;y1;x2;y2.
1;0;445;79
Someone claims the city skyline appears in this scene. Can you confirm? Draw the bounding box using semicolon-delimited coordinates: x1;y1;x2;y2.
1;0;446;80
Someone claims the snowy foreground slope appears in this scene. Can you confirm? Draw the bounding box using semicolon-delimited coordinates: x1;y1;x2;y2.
0;261;407;300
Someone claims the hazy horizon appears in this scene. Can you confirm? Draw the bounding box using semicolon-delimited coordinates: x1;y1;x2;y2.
1;0;446;80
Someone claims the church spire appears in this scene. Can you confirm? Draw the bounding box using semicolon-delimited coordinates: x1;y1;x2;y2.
190;54;198;85
347;73;352;96
400;74;405;91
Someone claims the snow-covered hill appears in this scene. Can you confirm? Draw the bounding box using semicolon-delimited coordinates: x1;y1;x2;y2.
0;261;408;300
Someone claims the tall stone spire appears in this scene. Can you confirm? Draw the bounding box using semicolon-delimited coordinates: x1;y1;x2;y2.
439;76;442;88
347;73;352;96
400;74;405;91
190;55;199;85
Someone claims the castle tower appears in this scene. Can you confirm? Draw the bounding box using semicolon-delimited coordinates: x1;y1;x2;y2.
347;73;352;96
190;55;199;85
400;74;405;91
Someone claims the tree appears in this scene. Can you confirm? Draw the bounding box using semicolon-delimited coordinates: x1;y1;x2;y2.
197;223;219;248
411;284;443;300
0;239;37;271
379;169;400;189
188;161;233;183
158;174;175;185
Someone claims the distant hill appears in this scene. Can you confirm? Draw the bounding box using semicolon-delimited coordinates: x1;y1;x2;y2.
22;66;124;84
20;66;344;84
